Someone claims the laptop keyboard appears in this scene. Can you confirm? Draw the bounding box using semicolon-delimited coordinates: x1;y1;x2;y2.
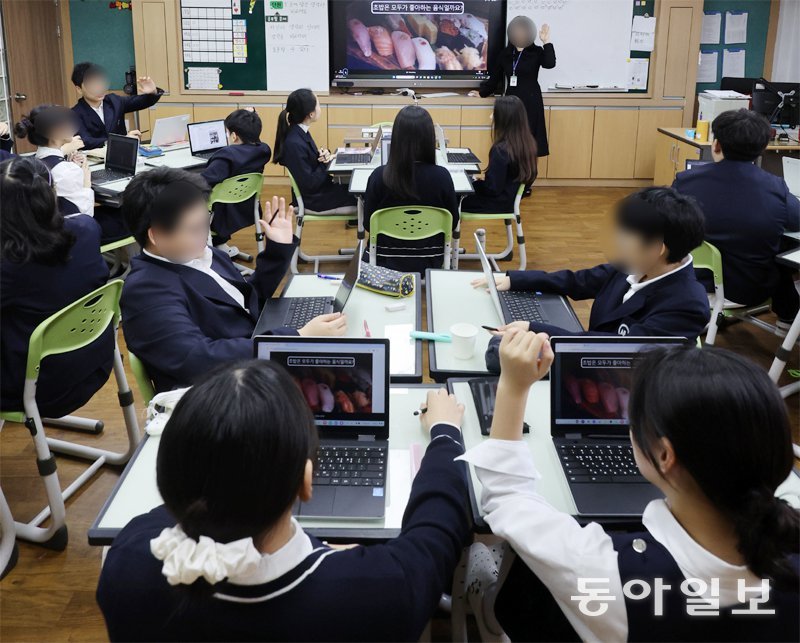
447;151;480;164
557;443;646;483
193;150;217;160
336;152;371;164
92;169;131;184
500;291;545;323
283;297;330;328
314;445;387;487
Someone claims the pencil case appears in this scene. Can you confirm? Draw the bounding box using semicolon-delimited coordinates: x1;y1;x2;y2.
356;262;415;298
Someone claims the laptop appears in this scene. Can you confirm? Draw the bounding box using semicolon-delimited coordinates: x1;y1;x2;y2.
783;156;800;197
475;232;583;332
253;241;363;336
436;123;480;165
91;133;139;185
684;159;712;171
188;119;228;160
150;114;190;147
550;336;685;516
253;336;390;518
335;126;383;165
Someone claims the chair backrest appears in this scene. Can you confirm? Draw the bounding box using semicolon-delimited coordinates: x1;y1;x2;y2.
128;351;156;406
24;280;123;381
207;172;264;210
369;206;453;247
512;183;525;215
286;169;305;214
692;240;723;287
371;121;393;128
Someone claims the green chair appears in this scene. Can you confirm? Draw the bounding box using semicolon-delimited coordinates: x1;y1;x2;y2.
368;206;454;269
100;236;138;278
208;172;265;272
287;169;356;274
460;183;527;270
371;121;394;128
0;280;141;550
128;351;156;407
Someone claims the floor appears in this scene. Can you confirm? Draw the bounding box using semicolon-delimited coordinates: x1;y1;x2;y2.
1;185;797;642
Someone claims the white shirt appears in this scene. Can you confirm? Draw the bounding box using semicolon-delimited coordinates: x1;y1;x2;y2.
298;122;310;133
90;102;105;124
35;146;94;217
622;255;693;303
459;439;760;642
143;247;246;309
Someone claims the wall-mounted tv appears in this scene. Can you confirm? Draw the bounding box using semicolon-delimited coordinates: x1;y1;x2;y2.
330;0;506;88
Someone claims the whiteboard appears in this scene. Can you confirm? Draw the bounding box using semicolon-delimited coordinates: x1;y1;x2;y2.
507;0;635;91
265;0;329;91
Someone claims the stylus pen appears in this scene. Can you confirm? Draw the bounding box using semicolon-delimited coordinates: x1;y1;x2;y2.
413;407;427;416
363;319;372;337
481;325;499;332
316;273;340;281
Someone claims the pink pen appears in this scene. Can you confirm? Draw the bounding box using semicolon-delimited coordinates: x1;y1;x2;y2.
363;320;372;337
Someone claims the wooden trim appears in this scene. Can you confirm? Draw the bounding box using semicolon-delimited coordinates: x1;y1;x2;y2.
56;0;74;107
764;0;780;78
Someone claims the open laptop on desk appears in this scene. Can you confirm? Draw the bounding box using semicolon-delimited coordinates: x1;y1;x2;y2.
253;241;363;335
150;114;190;148
91;134;139;185
254;336;390;518
334;126;383;166
550;336;685;516
188;119;227;160
436;123;480;165
684;159;712;171
476;232;583;332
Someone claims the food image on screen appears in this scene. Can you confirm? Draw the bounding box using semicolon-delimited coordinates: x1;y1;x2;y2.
555;354;635;425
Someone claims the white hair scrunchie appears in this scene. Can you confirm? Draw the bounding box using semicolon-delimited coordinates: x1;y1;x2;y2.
150;525;262;586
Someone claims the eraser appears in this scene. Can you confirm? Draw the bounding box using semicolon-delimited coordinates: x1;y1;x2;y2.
385;302;406;312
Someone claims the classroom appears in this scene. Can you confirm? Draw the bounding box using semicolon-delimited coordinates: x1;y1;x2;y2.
0;0;798;640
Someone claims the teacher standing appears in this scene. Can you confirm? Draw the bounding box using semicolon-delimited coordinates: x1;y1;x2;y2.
469;17;555;158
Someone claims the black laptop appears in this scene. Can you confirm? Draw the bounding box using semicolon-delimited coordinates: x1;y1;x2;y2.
476;232;583;332
684;159;712;170
253;336;390;519
253;241;363;335
550;336;685;516
91;133;139;185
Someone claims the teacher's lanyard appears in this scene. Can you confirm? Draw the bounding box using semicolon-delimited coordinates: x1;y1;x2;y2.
510;50;523;87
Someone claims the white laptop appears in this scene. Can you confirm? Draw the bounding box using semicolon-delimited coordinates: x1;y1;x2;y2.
150;114;190;148
783;157;800;197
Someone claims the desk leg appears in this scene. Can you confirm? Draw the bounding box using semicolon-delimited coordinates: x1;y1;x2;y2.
768;309;800;398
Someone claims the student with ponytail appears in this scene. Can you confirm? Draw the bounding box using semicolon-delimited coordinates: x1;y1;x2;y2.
273;88;356;214
462;334;799;641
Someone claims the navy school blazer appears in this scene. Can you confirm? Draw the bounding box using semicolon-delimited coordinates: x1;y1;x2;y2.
0;134;14;161
72;91;163;150
202;142;272;240
486;263;709;372
120;239;297;392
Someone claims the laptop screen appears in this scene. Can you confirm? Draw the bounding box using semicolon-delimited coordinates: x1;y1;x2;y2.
188;120;227;154
106;134;139;173
685;159;712;170
254;337;390;439
550;338;685;432
333;241;363;313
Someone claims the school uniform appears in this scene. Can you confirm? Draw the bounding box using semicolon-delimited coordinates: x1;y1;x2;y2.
96;423;471;642
280;123;356;212
460;440;799;642
202;142;272;243
1;215;112;418
72;90;163;150
35;146;94;217
460;143;522;214
485;260;709;372
673;159;800;320
0;133;14;161
363;163;460;273
120;240;297;392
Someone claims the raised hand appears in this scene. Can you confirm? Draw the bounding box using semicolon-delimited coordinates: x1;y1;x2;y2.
498;329;553;392
259;195;295;245
539;23;551;44
137;76;157;94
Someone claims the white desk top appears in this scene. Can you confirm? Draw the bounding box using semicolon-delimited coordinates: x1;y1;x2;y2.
348;166;474;195
783;230;800;242
778;247;800;268
90;385;446;544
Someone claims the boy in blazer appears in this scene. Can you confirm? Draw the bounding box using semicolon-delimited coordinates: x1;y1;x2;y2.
479;187;709;372
120;168;347;392
71;62;162;149
202;108;272;257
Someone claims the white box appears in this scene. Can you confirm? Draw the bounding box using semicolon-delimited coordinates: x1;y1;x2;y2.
697;92;751;141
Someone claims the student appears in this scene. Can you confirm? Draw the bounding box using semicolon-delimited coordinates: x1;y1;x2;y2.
273;88;356;213
14;104;93;217
97;361;471;641
462;330;799;641
202;108;272;257
673;109;800;329
120;167;347;392
71;62;162;149
363;105;459;272
477;187;709;370
460;95;538;214
1;157;112;417
0;121;14;161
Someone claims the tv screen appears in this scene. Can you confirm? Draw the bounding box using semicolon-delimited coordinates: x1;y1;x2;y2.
330;0;506;88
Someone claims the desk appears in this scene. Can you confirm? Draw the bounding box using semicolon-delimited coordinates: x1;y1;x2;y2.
348;167;475;195
89;384;446;545
253;273;423;383
329;148;480;176
770;248;800;397
784;230;800;242
426;269;502;381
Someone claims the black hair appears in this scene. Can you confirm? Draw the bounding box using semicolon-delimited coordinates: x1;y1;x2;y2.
157;360;318;544
615;187;704;263
14;104;77;148
630;345;799;590
491;95;537;185
71;61;106;88
273;88;317;165
383;105;436;200
121;167;210;248
712;109;771;162
225;108;262;145
0;157;75;264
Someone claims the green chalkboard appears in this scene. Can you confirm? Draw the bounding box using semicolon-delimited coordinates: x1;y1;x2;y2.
70;0;135;90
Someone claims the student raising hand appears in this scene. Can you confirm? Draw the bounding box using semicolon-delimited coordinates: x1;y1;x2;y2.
137;76;158;94
259;195;295;245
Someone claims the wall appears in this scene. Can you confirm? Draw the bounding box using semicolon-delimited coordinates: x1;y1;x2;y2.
69;0;135;89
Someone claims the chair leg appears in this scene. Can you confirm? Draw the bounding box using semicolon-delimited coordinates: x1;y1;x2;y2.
705;290;725;345
43;415;104;435
0;485;19;580
514;215;527;270
291;215;304;275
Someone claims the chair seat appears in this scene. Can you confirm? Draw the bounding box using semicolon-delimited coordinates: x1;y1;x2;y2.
0;411;25;424
100;236;137;254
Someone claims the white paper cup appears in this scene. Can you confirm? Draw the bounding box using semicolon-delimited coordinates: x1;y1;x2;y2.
450;323;479;360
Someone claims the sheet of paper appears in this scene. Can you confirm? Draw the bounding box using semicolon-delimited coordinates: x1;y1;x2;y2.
385;324;415;375
630;15;656;52
722;48;746;79
625;58;649;90
724;11;748;44
180;0;235;64
701;11;722;44
704;89;747;98
697;51;719;84
186;66;220;90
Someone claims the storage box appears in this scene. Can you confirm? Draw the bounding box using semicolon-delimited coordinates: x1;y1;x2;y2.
697;91;751;142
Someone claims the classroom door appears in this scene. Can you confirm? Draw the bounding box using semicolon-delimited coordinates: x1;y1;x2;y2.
2;0;69;153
